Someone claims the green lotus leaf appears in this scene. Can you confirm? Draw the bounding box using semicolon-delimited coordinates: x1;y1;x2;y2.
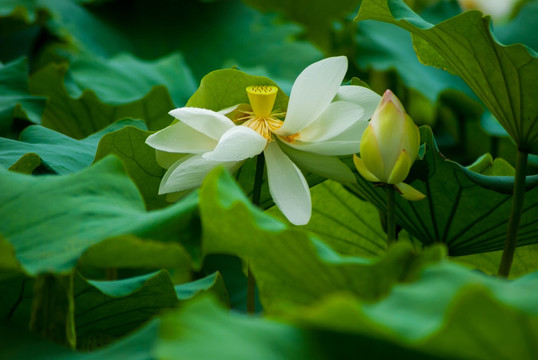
347;126;538;255
93;125;168;210
465;153;515;177
2;270;226;350
3;296;442;360
74;271;227;349
0;1;38;22
157;296;451;360
355;3;475;102
67;52;196;106
199;166;444;314
356;0;538;153
0;155;199;276
453;243;538;278
186;68;289;112
0;57;46;136
29;63;174;139
103;0;321;85
7;152;42;174
0;234;21;280
268;180;388;258
242;0;359;50
17;0;320;89
77;235;191;274
450;157;538;193
290;264;538;360
157;265;538;360
3;268;536;359
0;0;104;24
1;318;159;360
0;119;145;174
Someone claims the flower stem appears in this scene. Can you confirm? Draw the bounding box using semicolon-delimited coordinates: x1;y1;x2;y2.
498;150;528;277
386;185;397;246
247;153;265;314
252;153;265;207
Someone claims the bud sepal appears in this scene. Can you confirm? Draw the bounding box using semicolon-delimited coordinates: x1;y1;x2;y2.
395;182;426;201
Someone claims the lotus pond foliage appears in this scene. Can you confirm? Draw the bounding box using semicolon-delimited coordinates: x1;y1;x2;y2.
0;0;537;359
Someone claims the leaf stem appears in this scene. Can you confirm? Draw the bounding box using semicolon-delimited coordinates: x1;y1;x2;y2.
29;273;76;349
247;267;256;314
386;185;397;245
247;153;265;314
498;150;528;277
106;268;117;280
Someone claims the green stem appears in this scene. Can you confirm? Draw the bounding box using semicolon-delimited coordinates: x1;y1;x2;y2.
247;267;256;314
252;154;265;207
106;268;117;280
29;273;76;349
247;154;265;314
386;185;397;246
498;150;528;277
490;136;499;159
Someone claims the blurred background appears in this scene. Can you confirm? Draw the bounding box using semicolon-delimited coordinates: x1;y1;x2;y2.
1;0;537;169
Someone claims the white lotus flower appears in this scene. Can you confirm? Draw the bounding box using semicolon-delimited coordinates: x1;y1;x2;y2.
146;56;381;225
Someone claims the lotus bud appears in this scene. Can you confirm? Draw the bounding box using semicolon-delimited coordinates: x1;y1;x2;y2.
354;90;425;201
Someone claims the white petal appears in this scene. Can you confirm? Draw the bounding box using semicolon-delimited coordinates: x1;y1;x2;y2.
324;120;369;142
279;142;355;183
218;104;241;115
297;101;363;143
264;142;311;225
218;103;252;119
280;118;368;156
275;57;347;136
285;139;360;156
334;85;382;121
203;126;267;162
146;121;218;154
159;154;238;194
168;107;235;140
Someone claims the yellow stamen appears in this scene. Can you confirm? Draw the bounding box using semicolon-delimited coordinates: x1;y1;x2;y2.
283;133;300;143
242;116;283;140
237;85;285;141
246;86;278;118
